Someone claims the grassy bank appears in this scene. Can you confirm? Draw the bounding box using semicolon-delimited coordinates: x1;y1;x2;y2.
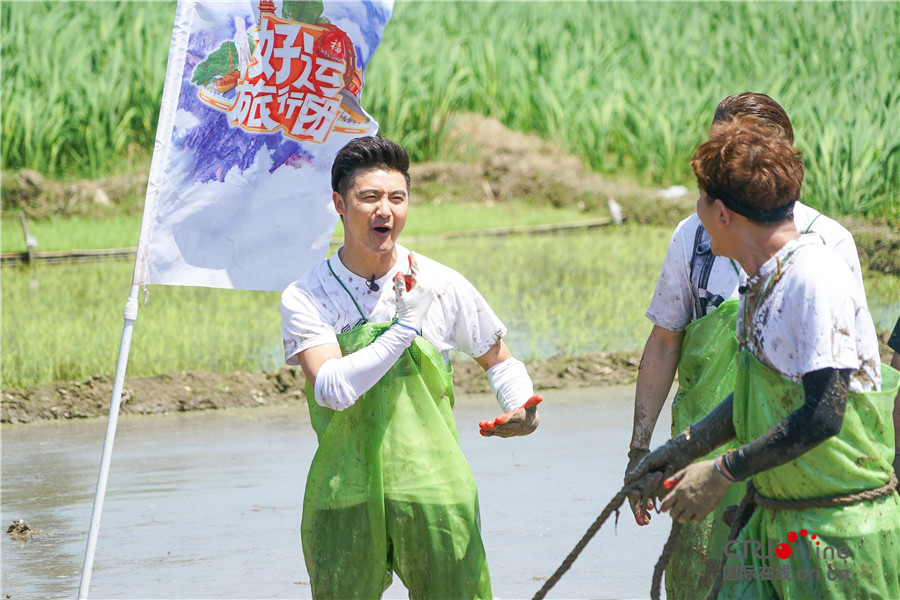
2;1;897;218
4;219;899;390
0;223;668;389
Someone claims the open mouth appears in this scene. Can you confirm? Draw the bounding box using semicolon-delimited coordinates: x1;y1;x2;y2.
374;226;391;234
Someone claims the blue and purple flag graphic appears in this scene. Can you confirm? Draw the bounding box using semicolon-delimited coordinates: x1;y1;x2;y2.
134;0;393;291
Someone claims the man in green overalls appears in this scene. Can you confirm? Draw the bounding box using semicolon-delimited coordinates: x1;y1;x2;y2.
624;93;863;598
627;115;899;598
280;136;542;599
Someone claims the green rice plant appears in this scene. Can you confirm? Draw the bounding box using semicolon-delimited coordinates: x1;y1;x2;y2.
4;224;899;389
1;1;176;178
1;261;285;388
1;214;144;253
2;226;668;388
365;1;899;218
415;227;672;358
863;269;900;334
2;1;897;217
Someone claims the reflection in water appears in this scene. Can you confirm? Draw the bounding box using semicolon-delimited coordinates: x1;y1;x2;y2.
2;388;672;599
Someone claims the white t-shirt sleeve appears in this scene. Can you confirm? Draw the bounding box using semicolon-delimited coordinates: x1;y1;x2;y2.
280;281;339;366
793;202;864;289
442;272;507;358
781;264;861;376
646;218;694;332
819;228;863;290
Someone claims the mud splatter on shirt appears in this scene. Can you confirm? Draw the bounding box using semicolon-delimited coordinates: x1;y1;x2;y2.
737;235;881;392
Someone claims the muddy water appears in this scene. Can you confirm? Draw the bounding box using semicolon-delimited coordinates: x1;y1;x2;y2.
2;386;676;600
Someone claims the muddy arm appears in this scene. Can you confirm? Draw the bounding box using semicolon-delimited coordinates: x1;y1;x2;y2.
722;367;849;481
629;325;684;449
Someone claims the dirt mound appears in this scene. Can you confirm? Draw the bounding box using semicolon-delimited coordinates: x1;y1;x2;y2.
410;114;692;222
1;353;640;424
2;168;148;219
839;217;900;275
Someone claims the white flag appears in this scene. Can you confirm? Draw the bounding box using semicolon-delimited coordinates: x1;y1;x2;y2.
134;0;394;291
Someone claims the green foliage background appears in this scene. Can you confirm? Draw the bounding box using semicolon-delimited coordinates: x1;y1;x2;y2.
1;1;898;218
2;1;899;388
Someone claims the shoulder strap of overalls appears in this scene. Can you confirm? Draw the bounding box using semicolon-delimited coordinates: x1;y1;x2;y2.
326;258;368;323
689;226;738;321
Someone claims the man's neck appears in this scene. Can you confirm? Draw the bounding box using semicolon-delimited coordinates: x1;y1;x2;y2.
732;221;800;276
337;244;399;280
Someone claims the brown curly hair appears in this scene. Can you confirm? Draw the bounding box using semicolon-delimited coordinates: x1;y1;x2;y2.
712;92;794;144
692;115;804;224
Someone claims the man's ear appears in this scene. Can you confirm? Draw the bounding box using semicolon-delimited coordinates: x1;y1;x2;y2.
333;191;345;216
713;198;732;228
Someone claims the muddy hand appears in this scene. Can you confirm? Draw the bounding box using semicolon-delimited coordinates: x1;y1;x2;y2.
623;469;671;524
623;430;705;486
660;458;733;523
479;395;542;437
625;447;656;525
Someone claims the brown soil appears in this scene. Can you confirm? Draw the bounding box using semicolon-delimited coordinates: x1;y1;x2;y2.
1;353;640;425
1;114;897;424
6;519;42;543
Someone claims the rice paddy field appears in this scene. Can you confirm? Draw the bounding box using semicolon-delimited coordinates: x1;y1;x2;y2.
2;1;899;389
3;221;899;390
2;1;898;217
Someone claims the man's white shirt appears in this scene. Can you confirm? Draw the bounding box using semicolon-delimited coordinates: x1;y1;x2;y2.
281;243;506;366
646;201;863;332
737;235;880;393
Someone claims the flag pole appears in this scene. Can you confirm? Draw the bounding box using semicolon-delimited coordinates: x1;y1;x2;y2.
78;5;186;595
77;284;140;600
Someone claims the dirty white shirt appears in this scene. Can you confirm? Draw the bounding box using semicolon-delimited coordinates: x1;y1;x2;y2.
737;235;880;393
646;202;863;332
281;243;506;366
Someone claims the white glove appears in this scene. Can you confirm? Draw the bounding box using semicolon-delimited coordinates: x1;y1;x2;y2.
393;254;434;335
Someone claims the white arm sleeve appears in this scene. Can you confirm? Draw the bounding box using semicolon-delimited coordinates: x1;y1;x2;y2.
486;357;535;413
314;324;417;411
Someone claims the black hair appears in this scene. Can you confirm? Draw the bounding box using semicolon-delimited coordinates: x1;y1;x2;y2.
330;136;410;197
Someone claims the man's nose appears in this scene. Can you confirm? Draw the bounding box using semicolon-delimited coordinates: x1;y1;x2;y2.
374;196;391;217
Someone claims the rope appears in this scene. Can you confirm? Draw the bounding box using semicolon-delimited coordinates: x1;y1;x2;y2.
751;471;898;510
531;479;643;600
704;472;898;600
650;520;682;600
532;470;897;600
